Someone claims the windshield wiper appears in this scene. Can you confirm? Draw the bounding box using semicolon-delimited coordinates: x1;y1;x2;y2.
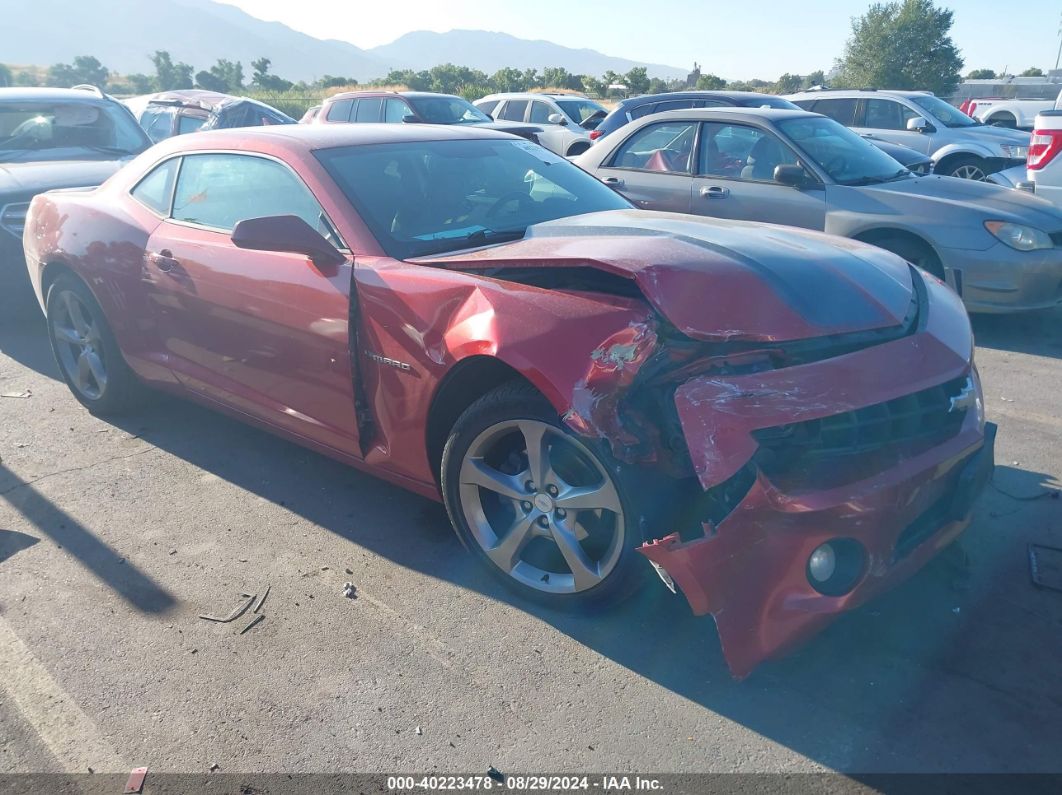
465;227;528;244
840;168;910;187
78;144;139;157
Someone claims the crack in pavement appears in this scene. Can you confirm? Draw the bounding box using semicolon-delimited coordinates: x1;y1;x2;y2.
0;447;160;497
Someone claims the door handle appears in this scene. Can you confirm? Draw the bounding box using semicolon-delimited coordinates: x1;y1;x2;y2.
147;250;179;273
700;186;730;199
602;176;625;188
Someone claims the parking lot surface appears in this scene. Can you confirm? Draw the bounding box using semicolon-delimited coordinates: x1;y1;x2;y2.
1;306;1060;775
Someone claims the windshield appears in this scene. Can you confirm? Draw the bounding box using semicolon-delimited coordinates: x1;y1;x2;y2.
316;138;631;259
908;94;978;128
556;99;608;126
778;115;909;186
405;96;493;125
0;101;150;162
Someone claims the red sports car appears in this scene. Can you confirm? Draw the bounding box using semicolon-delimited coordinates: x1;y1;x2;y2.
23;124;995;677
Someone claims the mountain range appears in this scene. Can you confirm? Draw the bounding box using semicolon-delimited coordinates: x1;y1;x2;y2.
0;0;687;82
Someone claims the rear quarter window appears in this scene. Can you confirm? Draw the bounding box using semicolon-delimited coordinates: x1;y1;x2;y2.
131;157;179;215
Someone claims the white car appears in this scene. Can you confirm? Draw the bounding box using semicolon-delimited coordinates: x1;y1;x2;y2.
474;93;607;157
1028;110;1062;207
963;97;1055;130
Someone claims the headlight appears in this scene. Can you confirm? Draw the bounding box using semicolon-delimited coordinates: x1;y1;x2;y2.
999;144;1028;159
984;220;1053;251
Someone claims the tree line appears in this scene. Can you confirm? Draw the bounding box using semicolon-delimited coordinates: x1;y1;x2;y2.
0;0;1050;104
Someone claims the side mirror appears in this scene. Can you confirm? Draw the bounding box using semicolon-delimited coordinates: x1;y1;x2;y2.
401;114;418;124
774;164;808;187
231;215;345;274
547;113;568;126
906;116;932;133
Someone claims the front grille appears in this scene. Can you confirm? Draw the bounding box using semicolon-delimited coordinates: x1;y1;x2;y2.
753;375;971;489
0;202;29;239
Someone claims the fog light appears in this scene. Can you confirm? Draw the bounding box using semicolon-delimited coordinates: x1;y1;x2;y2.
806;538;866;596
808;544;837;583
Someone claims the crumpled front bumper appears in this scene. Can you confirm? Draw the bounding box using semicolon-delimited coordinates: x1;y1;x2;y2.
638;279;994;678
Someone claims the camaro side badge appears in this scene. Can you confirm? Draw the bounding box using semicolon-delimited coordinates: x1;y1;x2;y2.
949;377;977;413
365;351;412;372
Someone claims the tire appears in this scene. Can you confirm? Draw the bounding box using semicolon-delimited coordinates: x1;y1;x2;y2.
440;381;646;609
939;155;988;181
987;114;1016;129
872;236;946;281
45;274;145;415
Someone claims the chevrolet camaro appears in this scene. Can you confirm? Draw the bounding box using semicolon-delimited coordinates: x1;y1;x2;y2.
23;124;995;677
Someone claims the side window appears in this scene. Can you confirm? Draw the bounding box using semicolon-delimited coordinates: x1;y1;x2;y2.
171;154;328;234
653;100;697;114
699;122;801;182
629;103;655;119
140;107;174;142
326;99;354;122
529;101;553;123
609;121;697;173
864;99;918;131
477;100;499;117
383;98;409;123
499;100;528;121
131;157;180;215
354;97;382;122
177;114;206;135
813;98;860;126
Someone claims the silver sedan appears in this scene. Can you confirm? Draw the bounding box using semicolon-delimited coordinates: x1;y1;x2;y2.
575;107;1062;313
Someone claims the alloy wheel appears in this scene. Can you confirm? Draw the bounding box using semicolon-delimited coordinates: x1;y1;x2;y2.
457;419;626;594
951;164;987;181
51;289;108;400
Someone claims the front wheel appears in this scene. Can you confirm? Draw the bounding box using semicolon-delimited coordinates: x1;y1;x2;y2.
940;155;988;181
441;382;644;608
46;275;144;415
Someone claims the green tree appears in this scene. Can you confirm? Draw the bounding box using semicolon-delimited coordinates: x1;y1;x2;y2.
1021;67;1044;77
0;64;11;87
581;75;604;97
318;75;357;89
802;70;827;89
966;68;996;79
250;57;292;91
773;72;804;94
490;67;523;92
624;66;650;94
47;55;109;88
647;77;668;94
696;73;727;90
834;0;963;95
126;73;154;93
151;50;194;90
522;68;541;90
381;68;430;90
542;66;572;89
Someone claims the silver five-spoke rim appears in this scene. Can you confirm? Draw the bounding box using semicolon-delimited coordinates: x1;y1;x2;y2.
459;419;625;595
52;290;108;400
952;164;986;181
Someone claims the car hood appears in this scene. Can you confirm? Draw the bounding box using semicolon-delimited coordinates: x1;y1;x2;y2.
415;210;915;343
0;159;125;197
849;174;1062;228
959;124;1030;146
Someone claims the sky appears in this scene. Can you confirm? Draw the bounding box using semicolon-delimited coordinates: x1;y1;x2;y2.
218;0;1062;80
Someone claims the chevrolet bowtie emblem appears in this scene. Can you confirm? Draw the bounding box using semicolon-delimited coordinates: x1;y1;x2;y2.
949;377;977;413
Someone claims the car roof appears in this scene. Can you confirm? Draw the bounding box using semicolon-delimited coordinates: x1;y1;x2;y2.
477;93;595;100
0;86;115;104
147;121;518;155
787;89;934;99
617;90;786;107
325;90;465;102
643;107;818;124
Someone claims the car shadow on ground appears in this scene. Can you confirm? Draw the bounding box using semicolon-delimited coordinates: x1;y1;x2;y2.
971;305;1062;359
0;311;59;383
34;384;1055;773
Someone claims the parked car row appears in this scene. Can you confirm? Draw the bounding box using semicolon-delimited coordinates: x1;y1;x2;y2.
19;120;996;679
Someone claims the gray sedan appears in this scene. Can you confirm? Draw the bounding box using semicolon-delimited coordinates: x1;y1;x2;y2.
574;107;1062;313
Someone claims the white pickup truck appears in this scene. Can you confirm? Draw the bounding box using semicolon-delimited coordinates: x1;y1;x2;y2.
963;96;1057;130
1028;110;1062;206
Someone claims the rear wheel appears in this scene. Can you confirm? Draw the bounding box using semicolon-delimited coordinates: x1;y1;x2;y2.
441;382;644;608
940;155;988;181
987;113;1016;129
46;275;144;415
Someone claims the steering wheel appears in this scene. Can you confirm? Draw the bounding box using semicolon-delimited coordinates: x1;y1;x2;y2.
822;155;848;175
486;190;533;219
